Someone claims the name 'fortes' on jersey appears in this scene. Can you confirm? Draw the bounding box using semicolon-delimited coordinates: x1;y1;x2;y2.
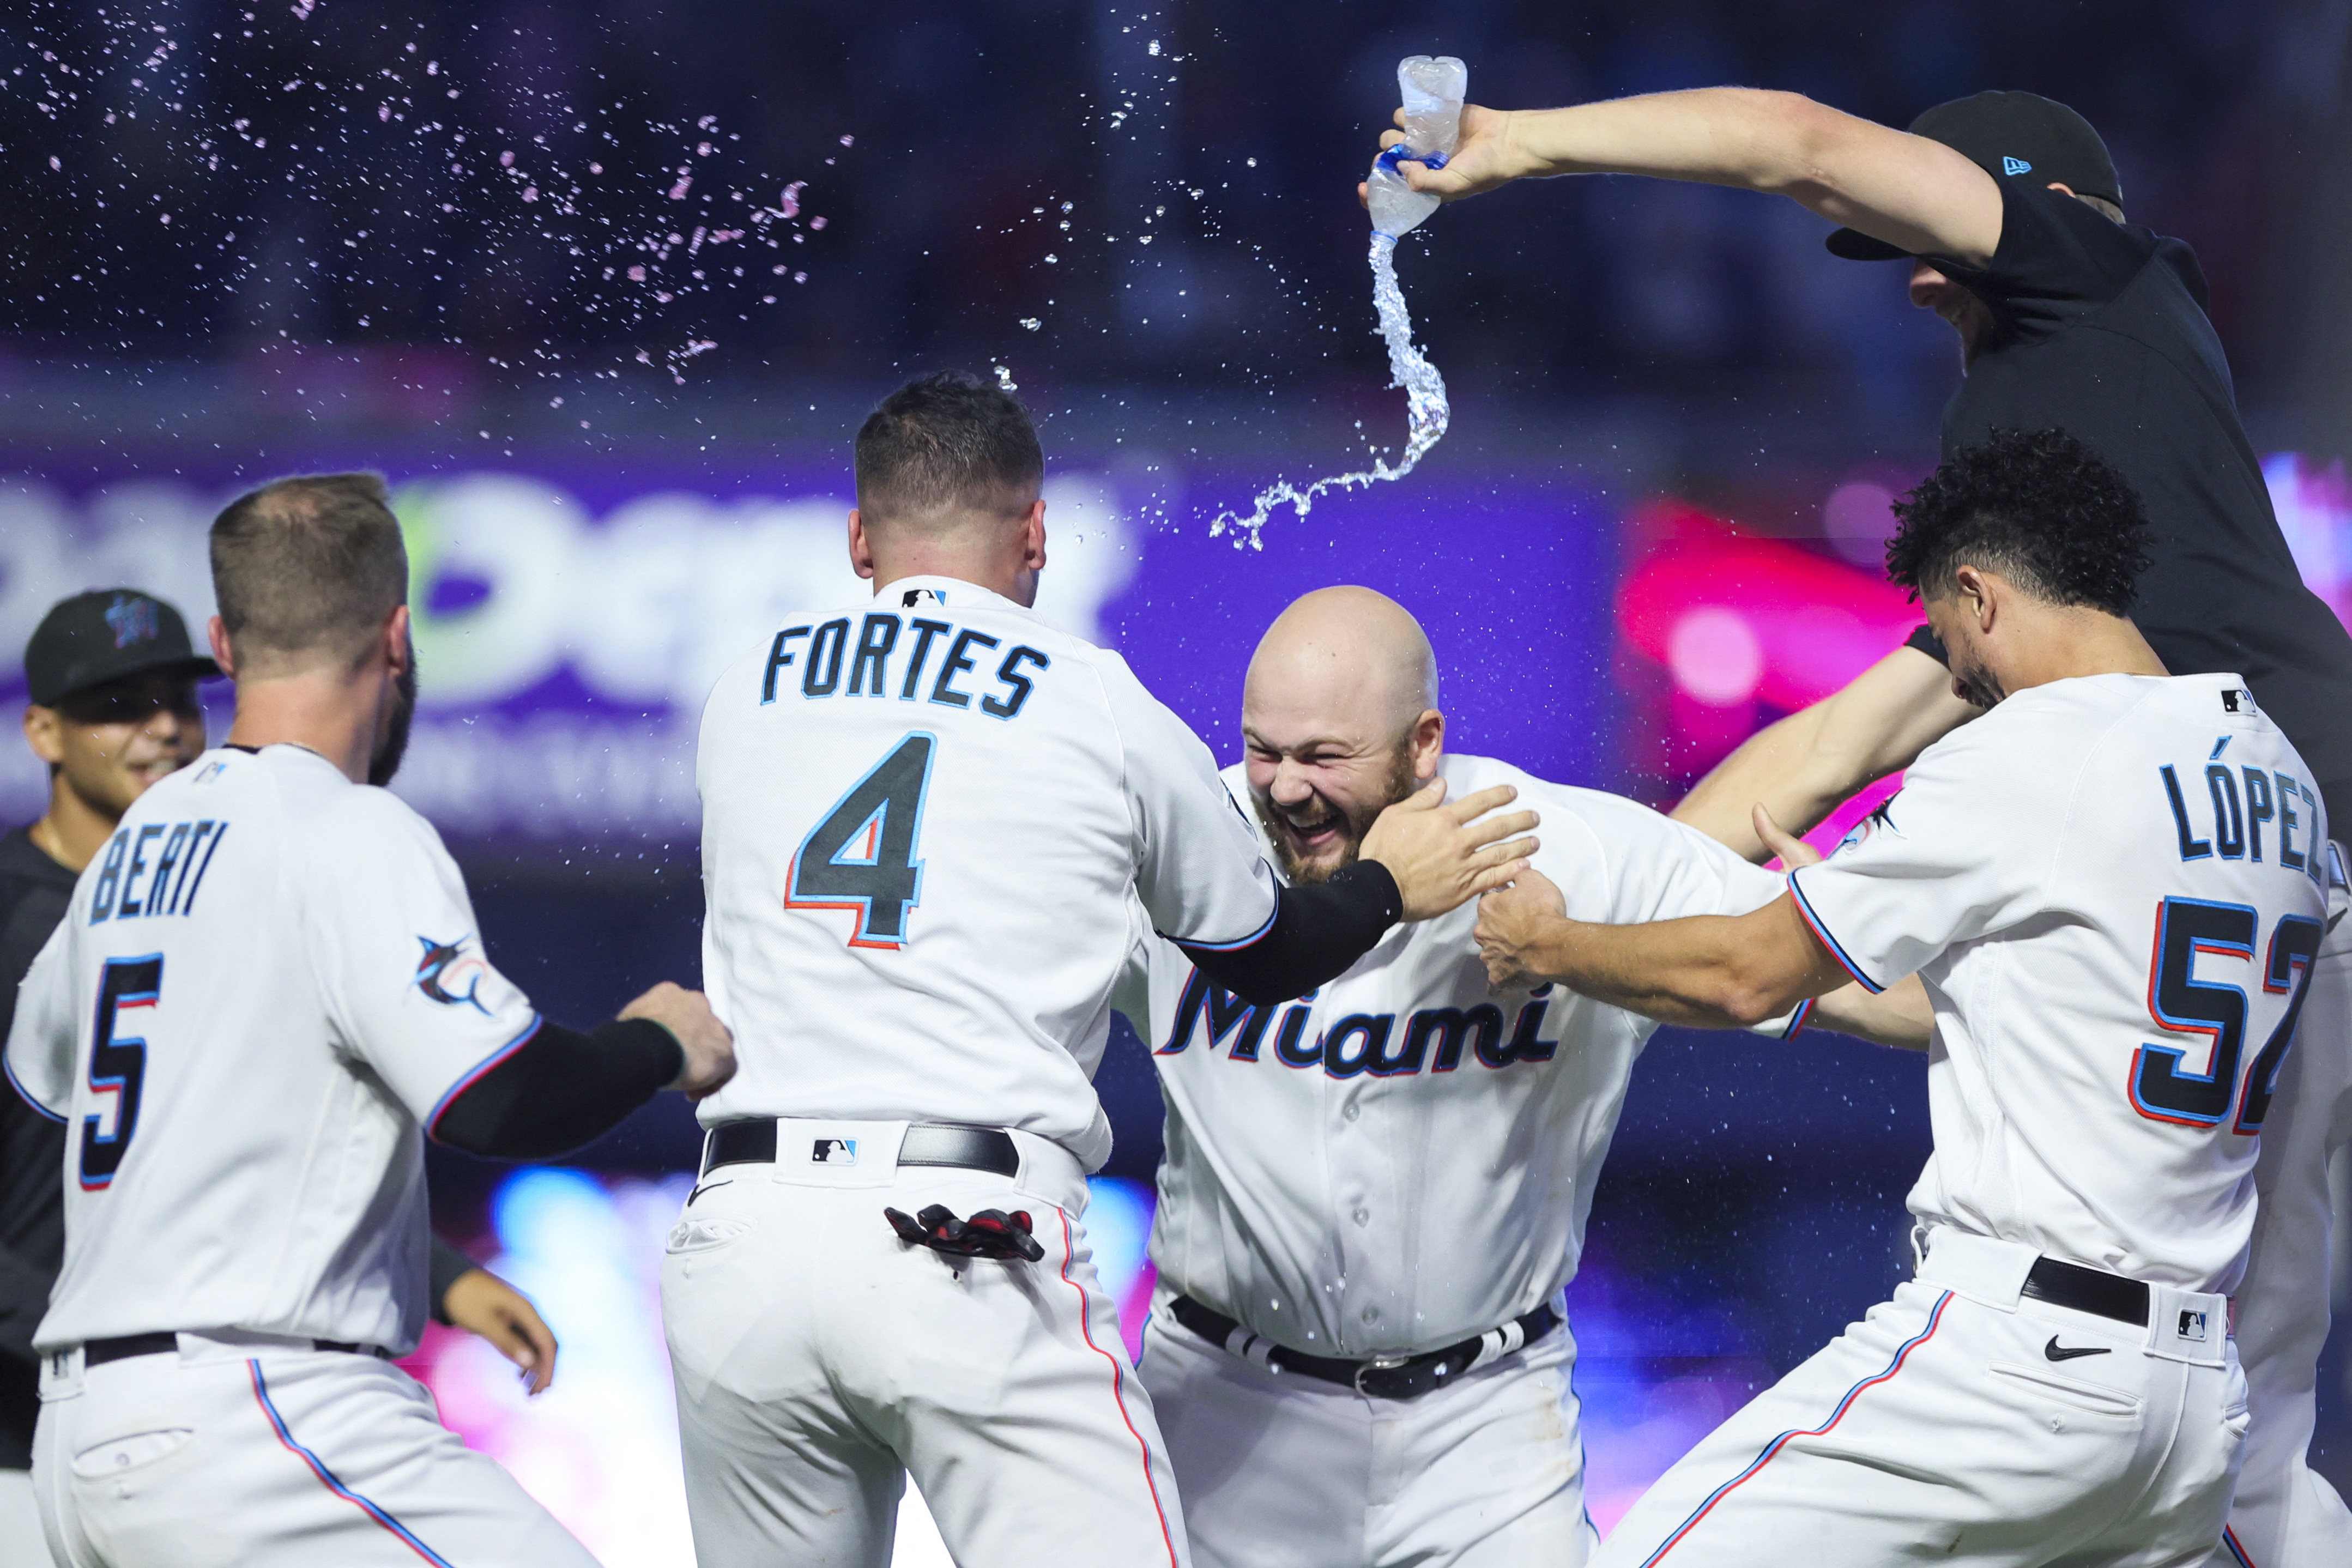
694;576;1280;1169
760;603;1053;721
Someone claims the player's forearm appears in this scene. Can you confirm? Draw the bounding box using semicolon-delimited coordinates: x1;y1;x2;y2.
1498;89;1853;196
430;1017;683;1160
1673;704;1855;862
1180;862;1401;1008
1514;912;1803;1028
1803;976;1933;1052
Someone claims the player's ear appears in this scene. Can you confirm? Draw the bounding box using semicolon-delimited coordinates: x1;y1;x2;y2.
384;604;413;675
207;614;237;679
1409;708;1444;780
847;508;878;582
22;704;64;766
1019;495;1048;574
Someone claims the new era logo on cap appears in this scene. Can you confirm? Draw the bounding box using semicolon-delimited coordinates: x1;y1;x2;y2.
2002;155;2033;176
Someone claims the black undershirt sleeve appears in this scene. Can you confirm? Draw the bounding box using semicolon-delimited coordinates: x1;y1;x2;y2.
430;1018;682;1161
427;1234;476;1326
1176;861;1402;1008
1904;623;1949;667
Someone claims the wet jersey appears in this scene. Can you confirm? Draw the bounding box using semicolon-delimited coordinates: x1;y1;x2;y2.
694;575;1280;1171
4;744;544;1355
1788;673;2328;1293
1127;754;1797;1356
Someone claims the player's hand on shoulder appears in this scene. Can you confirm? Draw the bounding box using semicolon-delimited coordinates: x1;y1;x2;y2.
1359;778;1539;922
1475;867;1569;990
620;981;737;1099
440;1266;560;1395
1356;104;1529;210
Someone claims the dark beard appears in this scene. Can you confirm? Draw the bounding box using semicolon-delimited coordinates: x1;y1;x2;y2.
368;642;418;787
1253;740;1420;885
1950;652;2004;710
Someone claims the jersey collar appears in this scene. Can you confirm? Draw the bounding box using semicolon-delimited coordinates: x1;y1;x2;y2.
869;573;1029;617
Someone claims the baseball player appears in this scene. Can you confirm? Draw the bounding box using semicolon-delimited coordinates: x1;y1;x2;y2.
1374;86;2352;1565
1116;585;1927;1568
0;588;572;1568
665;372;1536;1568
4;474;735;1567
1477;428;2319;1566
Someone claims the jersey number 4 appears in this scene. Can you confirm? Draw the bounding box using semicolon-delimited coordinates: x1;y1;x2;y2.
82;954;160;1190
787;733;935;950
2131;897;2322;1134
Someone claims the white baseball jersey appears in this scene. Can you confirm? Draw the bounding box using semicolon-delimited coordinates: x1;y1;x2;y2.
1127;753;1796;1357
694;574;1279;1171
1788;671;2329;1294
4;743;543;1355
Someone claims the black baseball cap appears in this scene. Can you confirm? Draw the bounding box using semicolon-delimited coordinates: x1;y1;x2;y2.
1826;90;2124;261
25;589;220;707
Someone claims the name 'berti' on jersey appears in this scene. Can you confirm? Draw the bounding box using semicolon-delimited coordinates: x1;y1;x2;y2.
1128;753;1799;1357
1788;671;2329;1293
4;744;545;1356
695;576;1280;1169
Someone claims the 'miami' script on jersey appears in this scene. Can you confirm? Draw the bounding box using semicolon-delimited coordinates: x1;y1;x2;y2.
694;576;1280;1169
1788;673;2327;1294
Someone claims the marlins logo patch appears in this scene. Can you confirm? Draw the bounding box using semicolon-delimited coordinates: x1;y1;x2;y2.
104;594;160;650
415;936;493;1015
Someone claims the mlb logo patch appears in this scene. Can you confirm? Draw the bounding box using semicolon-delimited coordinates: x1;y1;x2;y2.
812;1137;859;1166
2178;1309;2209;1342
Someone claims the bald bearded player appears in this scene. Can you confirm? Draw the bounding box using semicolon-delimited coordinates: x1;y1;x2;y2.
1117;589;1926;1568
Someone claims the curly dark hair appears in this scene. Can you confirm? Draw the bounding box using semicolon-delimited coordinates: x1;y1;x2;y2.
1884;427;2153;614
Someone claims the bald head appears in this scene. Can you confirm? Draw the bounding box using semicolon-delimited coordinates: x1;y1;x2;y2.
1242;588;1444;883
1246;586;1439;737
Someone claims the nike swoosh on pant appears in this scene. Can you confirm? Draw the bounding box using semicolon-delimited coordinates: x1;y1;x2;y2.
2043;1337;2112;1361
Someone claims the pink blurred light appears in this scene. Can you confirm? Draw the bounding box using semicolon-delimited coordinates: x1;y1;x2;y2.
1618;506;1921;712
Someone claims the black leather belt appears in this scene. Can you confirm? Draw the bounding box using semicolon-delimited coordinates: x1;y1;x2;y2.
701;1119;1020;1178
2021;1256;2149;1327
1169;1294;1559;1401
82;1333;386;1366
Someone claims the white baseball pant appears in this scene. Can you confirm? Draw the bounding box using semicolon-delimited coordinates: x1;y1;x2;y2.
1138;1294;1596;1568
660;1120;1188;1568
31;1333;597;1567
1592;1228;2246;1567
2211;905;2352;1568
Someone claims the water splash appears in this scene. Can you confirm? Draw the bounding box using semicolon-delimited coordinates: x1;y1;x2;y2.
1209;233;1449;549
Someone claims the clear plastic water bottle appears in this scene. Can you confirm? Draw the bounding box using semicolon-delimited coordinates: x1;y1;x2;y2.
1365;56;1468;238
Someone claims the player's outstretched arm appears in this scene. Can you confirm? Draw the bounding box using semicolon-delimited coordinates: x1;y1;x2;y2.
1742;803;1932;1050
430;984;734;1161
1358;779;1538;922
1359;88;2005;267
1673;645;1975;862
1474;868;1848;1027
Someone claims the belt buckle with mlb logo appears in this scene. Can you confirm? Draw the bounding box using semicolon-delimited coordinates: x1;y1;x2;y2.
812;1137;860;1166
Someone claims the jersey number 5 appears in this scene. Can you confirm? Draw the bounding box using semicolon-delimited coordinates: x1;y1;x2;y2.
787;733;935;950
2130;897;2322;1134
82;954;160;1190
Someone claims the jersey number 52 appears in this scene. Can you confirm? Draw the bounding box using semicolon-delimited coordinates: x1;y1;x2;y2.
2131;896;2322;1135
787;733;935;951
